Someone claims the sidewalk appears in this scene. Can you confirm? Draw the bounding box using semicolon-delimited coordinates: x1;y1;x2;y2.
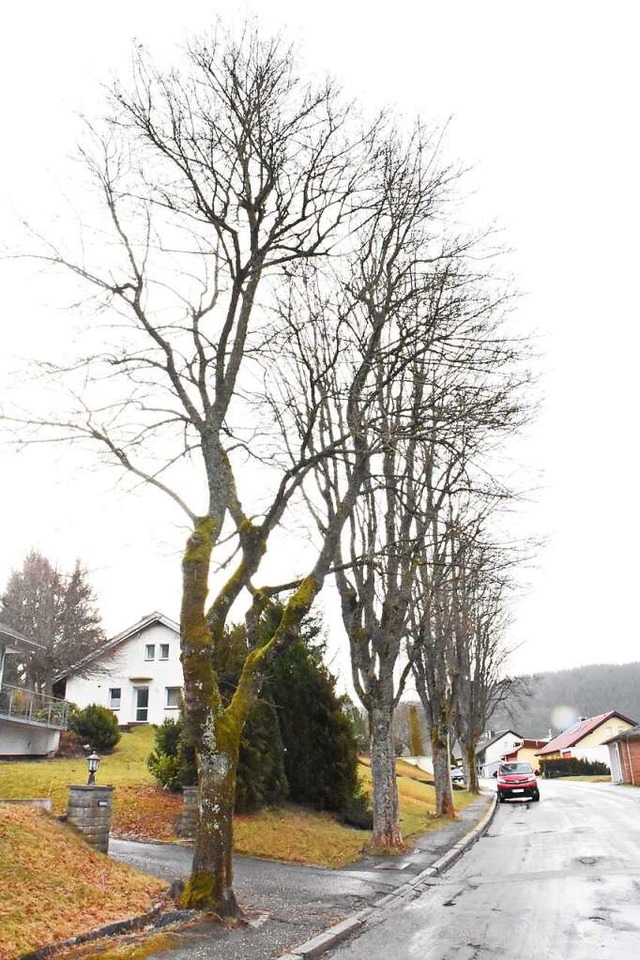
108;791;496;960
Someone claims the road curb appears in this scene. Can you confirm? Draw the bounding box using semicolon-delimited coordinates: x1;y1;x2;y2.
16;904;196;960
428;791;497;876
276;792;497;960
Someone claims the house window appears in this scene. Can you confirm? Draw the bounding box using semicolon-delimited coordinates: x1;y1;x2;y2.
144;644;155;661
166;687;182;709
159;643;170;660
109;688;121;711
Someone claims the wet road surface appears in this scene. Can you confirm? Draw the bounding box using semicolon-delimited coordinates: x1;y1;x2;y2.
327;780;640;960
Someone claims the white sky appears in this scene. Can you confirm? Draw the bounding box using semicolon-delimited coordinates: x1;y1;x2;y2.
0;1;638;678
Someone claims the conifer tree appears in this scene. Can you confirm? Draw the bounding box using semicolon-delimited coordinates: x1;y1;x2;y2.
1;550;106;695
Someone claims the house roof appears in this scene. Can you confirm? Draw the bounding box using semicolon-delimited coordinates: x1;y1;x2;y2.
0;621;45;654
56;611;179;680
536;711;637;756
475;730;522;760
602;723;640;744
503;738;548;754
480;729;522;751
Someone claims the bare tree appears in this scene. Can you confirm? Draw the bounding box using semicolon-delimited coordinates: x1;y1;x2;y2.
266;127;473;848
407;268;528;817
448;524;524;793
410;508;458;816
4;28;384;916
2;22;534;908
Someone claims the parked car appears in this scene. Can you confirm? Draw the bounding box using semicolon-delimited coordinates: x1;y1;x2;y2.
495;761;540;802
451;766;465;786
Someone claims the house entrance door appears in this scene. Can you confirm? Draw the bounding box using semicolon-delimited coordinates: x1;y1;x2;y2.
134;687;149;722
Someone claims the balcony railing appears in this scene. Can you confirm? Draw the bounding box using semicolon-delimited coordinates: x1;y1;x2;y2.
0;683;68;729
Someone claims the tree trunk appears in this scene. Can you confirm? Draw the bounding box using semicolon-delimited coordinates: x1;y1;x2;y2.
465;740;480;794
369;702;403;849
179;517;244;916
431;720;454;817
182;722;241;917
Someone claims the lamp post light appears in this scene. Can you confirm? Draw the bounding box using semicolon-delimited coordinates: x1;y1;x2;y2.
86;751;101;785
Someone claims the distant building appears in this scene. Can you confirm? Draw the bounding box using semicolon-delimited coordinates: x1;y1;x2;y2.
603;725;640;784
56;612;182;727
476;730;523;777
0;622;68;757
500;738;549;771
535;711;637;768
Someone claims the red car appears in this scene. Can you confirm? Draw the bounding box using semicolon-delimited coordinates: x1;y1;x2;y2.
496;761;540;802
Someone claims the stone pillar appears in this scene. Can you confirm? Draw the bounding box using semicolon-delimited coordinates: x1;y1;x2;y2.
176;785;198;839
66;785;114;853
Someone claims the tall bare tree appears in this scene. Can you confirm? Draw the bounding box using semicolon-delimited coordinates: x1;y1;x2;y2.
407;267;528;816
448;525;520;793
266;127;473;848
5;28;385;915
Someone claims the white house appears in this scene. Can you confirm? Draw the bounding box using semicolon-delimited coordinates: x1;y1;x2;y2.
58;612;184;727
0;621;67;757
476;730;524;777
535;711;636;769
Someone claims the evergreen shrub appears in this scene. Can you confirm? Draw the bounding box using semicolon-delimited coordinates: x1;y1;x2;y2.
68;703;121;753
540;757;610;778
147;717;196;792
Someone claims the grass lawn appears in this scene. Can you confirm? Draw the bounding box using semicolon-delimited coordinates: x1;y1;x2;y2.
0;804;166;960
1;729;481;957
361;758;476;842
0;726;477;863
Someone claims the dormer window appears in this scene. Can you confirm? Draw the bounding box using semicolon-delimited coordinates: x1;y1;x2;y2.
144;644;155;661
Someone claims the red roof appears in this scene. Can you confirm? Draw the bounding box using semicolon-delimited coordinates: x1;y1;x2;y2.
536;711;636;756
502;739;548;759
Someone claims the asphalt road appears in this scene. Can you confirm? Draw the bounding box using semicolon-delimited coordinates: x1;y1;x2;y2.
109;794;491;959
326;780;640;960
110;837;385;959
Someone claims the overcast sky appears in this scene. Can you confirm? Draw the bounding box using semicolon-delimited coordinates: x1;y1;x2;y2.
0;1;638;678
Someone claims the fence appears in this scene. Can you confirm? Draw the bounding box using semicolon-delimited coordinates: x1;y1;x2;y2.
0;683;68;729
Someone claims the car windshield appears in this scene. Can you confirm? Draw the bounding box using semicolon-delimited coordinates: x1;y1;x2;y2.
500;763;533;775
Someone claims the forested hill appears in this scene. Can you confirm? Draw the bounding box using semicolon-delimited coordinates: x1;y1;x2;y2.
491;662;640;739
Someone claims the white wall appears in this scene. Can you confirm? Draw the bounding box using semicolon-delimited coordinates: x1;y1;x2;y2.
608;743;622;782
404;756;434;775
65;621;184;726
481;733;523;776
0;638;61;756
0;720;60;756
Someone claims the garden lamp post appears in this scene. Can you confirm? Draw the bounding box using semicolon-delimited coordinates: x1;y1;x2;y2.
86;751;101;785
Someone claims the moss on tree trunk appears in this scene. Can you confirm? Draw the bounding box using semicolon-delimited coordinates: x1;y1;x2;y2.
179;521;321;914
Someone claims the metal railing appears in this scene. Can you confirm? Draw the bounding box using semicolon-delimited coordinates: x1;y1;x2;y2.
0;683;68;729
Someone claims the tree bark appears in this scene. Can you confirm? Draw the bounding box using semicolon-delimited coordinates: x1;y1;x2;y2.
179;517;242;915
431;716;454;817
186;727;240;917
369;701;403;848
464;740;480;794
